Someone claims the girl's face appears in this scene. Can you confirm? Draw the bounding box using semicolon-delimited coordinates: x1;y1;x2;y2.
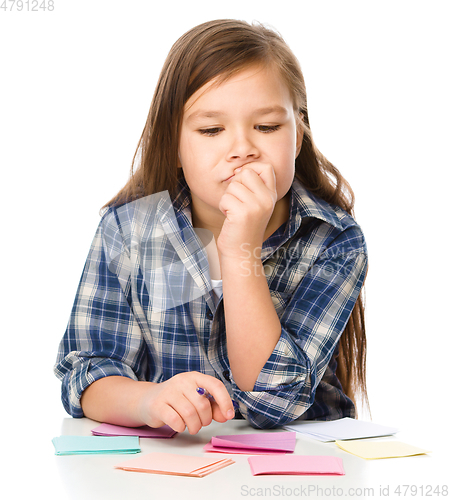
178;65;302;224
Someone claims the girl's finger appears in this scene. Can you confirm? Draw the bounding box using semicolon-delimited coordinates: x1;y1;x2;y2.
169;395;205;435
239;162;277;192
159;404;187;433
197;379;235;421
210;400;229;423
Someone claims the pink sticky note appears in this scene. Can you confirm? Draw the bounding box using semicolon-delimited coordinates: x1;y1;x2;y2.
248;455;345;476
91;423;177;438
204;432;296;454
203;442;283;455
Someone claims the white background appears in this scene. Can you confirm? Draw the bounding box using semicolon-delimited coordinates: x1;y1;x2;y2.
1;0;449;497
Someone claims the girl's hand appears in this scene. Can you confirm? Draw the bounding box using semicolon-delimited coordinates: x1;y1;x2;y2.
217;162;277;259
137;372;235;434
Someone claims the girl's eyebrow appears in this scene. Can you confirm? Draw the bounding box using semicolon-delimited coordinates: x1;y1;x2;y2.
187;110;225;122
186;105;289;123
254;105;289;117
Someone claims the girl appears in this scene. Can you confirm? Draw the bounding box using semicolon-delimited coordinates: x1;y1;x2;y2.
54;19;368;433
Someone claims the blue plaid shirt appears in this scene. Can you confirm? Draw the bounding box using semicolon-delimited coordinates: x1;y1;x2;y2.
54;179;368;429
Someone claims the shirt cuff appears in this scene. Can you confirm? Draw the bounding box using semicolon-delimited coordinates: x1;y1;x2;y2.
229;329;314;428
59;355;138;418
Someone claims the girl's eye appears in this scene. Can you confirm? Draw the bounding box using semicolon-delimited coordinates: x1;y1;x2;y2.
198;127;223;137
256;125;281;133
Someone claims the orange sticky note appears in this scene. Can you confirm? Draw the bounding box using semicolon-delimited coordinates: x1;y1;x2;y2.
115;452;234;477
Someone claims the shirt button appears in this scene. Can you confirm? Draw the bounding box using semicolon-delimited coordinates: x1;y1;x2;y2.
223;370;231;382
206;309;213;321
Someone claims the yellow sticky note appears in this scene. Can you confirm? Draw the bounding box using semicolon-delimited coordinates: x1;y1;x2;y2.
335;440;430;460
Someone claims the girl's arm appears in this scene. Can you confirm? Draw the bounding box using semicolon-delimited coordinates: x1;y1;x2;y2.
81;376;155;427
218;163;284;391
218;171;368;428
220;252;281;390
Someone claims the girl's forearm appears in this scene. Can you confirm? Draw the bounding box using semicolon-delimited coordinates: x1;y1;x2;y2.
81;376;156;426
221;254;282;391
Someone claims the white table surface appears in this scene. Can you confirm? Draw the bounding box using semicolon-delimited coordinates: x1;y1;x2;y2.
46;417;448;500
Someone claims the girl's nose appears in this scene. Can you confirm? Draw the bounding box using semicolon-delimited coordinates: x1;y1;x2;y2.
227;133;260;161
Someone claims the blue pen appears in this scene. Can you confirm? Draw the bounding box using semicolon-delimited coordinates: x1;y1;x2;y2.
196;387;239;410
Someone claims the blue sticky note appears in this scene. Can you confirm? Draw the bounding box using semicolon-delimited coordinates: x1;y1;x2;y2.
52;435;141;455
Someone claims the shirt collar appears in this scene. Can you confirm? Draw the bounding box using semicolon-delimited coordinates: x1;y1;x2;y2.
286;178;346;236
170;176;348;247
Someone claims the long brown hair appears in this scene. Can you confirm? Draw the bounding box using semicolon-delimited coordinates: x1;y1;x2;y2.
104;19;368;413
